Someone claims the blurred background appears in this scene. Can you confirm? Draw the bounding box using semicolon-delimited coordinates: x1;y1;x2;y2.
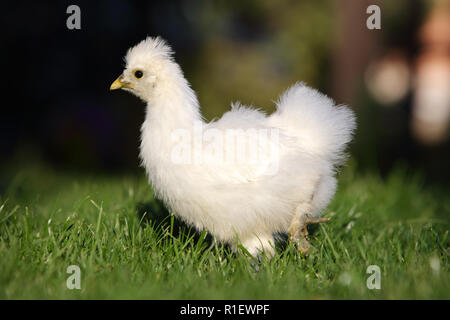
1;0;449;185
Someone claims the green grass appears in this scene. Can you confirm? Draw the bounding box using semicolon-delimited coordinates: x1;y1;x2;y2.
0;163;448;299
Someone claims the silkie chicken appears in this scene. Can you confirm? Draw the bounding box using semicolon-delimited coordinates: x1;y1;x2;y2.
110;37;356;258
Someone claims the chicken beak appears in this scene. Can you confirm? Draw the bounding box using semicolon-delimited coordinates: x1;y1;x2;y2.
110;76;130;90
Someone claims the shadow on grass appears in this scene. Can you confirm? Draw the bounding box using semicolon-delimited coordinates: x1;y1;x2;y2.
136;199;218;249
134;199;316;258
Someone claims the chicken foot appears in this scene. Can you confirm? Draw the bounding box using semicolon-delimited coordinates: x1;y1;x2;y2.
289;203;330;254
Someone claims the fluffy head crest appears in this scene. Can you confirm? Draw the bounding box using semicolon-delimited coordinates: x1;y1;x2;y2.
125;36;173;66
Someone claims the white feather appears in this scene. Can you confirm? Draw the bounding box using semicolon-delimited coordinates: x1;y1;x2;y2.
117;37;356;256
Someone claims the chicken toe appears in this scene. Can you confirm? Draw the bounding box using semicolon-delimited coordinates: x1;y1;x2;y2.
289;213;330;255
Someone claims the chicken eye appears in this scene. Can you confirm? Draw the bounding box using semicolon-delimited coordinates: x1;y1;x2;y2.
134;70;143;79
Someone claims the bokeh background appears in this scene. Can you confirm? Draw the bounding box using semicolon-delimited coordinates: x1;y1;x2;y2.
1;0;450;186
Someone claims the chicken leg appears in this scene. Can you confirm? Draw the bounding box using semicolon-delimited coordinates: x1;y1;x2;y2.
289;202;330;254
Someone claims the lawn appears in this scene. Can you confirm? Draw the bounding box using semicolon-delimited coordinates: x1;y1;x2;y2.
0;162;448;299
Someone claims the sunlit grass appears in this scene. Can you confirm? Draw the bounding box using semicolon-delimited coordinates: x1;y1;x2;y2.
0;163;448;299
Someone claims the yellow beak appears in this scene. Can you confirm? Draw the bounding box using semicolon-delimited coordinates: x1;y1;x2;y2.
110;76;132;90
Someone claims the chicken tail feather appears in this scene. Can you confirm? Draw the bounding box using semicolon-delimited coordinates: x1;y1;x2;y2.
272;82;357;166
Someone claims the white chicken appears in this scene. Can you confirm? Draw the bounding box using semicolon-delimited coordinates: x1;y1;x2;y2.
110;37;356;257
